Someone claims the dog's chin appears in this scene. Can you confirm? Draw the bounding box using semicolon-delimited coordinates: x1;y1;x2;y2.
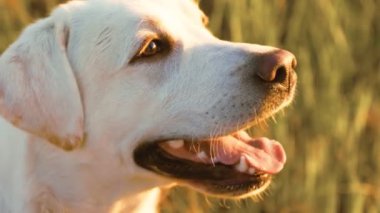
133;129;286;198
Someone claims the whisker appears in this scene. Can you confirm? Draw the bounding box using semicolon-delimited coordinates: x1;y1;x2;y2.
270;115;277;124
190;136;197;153
209;123;221;165
214;124;223;160
220;125;228;154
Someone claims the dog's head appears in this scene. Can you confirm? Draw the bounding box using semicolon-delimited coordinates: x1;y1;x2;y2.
0;0;296;198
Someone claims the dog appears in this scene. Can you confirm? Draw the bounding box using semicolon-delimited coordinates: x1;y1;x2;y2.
0;0;297;212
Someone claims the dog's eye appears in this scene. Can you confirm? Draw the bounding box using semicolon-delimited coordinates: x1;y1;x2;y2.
139;39;163;58
130;37;172;63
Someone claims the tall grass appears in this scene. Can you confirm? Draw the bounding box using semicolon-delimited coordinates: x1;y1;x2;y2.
1;0;379;212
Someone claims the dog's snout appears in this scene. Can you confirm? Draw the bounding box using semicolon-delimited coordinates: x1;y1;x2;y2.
255;49;297;84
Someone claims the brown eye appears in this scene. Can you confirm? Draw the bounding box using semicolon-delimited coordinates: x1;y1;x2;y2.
139;39;163;57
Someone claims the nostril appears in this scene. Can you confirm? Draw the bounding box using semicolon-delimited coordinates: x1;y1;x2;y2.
254;49;296;84
273;66;288;84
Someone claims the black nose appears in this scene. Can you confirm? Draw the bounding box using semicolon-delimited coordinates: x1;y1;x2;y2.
255;49;297;84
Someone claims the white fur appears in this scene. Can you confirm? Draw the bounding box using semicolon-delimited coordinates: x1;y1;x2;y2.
0;0;287;212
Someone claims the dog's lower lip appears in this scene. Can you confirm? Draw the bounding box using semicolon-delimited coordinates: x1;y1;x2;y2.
189;172;271;195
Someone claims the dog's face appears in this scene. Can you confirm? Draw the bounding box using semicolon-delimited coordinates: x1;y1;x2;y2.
0;0;296;199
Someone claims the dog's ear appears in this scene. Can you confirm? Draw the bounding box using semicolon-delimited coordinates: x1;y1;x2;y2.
0;8;84;151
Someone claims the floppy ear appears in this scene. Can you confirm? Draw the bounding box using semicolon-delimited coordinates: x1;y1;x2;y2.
0;8;84;151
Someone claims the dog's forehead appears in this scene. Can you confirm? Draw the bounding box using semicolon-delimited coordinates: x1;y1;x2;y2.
125;0;204;30
66;0;206;42
75;0;203;22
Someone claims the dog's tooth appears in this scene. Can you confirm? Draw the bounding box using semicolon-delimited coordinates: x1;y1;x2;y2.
197;151;208;160
167;140;184;149
235;156;248;173
211;157;220;164
248;168;256;175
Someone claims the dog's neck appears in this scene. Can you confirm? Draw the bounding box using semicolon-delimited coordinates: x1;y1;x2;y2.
0;117;162;212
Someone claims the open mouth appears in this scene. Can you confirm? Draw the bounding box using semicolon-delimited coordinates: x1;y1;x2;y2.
133;130;286;198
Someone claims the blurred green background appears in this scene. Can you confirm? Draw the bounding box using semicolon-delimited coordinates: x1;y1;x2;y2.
1;0;379;212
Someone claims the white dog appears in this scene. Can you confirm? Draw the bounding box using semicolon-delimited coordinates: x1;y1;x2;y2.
0;0;297;212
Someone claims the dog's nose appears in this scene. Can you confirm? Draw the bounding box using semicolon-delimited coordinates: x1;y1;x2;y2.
255;49;297;84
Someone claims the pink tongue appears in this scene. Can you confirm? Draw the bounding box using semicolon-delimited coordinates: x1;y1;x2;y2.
216;136;286;174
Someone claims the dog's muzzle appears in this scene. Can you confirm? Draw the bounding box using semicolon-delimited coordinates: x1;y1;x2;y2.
133;48;297;198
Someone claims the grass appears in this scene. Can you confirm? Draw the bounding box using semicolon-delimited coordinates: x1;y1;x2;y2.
1;0;379;212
